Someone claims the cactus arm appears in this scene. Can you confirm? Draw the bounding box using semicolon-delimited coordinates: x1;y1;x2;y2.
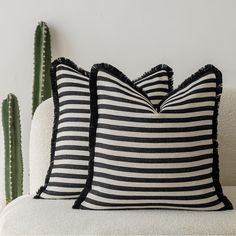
32;23;41;115
2;97;11;203
12;95;23;198
32;21;51;116
2;94;23;203
44;23;52;100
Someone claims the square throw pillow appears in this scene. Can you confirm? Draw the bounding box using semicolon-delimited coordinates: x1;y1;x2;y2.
35;58;173;199
73;63;233;210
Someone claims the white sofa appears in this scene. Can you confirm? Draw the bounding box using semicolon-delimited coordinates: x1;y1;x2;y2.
0;89;236;235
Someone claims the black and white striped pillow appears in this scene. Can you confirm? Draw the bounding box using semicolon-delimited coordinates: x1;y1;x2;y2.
35;58;173;199
73;63;233;210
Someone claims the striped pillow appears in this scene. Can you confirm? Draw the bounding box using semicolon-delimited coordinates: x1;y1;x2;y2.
73;63;233;210
35;58;173;199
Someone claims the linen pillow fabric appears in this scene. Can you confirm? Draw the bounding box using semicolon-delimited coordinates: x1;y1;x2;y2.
35;58;173;199
73;63;233;210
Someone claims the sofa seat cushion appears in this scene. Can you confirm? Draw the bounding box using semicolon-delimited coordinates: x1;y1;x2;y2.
0;186;235;235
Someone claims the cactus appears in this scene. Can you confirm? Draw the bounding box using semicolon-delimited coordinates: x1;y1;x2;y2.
32;21;51;117
2;94;23;203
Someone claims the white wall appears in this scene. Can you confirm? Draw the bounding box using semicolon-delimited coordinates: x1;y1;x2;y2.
0;0;236;202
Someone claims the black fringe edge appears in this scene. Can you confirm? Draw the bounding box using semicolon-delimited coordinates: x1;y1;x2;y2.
73;63;233;210
34;57;89;199
158;65;220;110
134;64;174;93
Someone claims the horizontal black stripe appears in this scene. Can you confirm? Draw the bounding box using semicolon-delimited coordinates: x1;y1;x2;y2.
95;152;212;163
94;171;212;183
92;181;214;192
57;136;88;142
59;109;90;115
55;145;89;151
57;82;89;89
98;114;212;123
50;173;88;179
43;190;80;196
59;117;90;124
53;164;88;170
147;95;166;101
58;91;89;97
57;127;89;133
97;123;212;132
96;142;213;153
48;182;85;188
96;133;212;143
54;155;89;161
90;189;216;201
59;100;90;106
94;162;212;173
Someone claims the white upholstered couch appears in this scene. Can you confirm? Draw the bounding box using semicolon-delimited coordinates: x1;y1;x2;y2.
0;89;236;235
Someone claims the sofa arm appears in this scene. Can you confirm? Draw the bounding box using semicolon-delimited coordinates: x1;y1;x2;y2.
29;98;54;195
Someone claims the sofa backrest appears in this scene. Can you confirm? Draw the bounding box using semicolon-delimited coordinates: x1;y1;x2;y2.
29;89;236;195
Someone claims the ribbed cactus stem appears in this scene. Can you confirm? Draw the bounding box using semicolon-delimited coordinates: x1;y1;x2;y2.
8;95;13;201
32;21;51;116
2;94;23;204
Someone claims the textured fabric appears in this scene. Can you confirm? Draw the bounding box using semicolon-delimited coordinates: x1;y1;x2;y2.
0;187;236;235
74;63;232;210
35;58;173;199
29;99;53;196
218;90;236;186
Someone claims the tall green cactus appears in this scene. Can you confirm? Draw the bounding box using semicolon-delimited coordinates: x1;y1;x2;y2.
32;21;51;116
2;94;23;204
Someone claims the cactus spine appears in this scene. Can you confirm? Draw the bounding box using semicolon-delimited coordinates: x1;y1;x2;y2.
2;94;23;203
32;21;51;116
